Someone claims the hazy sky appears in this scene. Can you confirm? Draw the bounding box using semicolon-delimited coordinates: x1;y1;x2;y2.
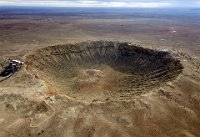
0;0;199;8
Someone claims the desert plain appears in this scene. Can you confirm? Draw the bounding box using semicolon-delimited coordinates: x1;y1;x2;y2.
0;7;200;137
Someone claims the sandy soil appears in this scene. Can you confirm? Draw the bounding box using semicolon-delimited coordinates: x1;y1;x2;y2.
0;8;200;137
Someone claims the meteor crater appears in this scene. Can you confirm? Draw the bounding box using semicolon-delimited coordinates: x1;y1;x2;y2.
26;41;183;101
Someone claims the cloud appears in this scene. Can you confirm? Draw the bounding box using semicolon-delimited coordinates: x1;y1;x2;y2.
0;0;199;7
0;0;171;7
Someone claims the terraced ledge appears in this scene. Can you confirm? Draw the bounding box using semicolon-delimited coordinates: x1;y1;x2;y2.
26;41;183;102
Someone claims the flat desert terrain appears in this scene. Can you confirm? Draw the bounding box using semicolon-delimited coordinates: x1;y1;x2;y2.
0;7;200;137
